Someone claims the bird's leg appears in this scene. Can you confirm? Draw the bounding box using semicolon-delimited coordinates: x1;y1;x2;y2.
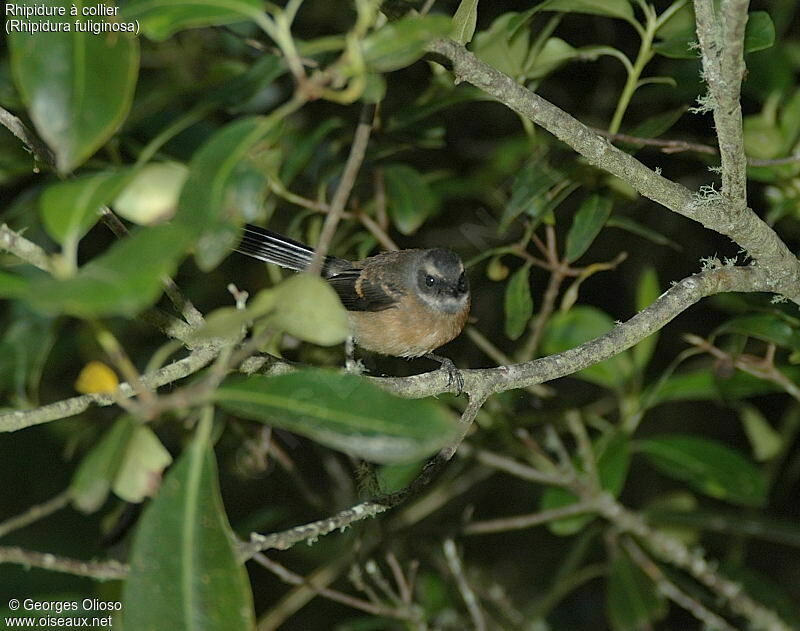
425;352;464;396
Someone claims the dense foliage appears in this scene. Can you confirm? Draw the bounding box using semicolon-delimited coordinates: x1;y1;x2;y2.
1;0;799;629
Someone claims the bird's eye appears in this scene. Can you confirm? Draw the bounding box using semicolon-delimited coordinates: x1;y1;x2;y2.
457;272;467;292
425;275;436;287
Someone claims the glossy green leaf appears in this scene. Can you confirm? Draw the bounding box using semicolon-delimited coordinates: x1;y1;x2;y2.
541;306;633;389
633;267;660;370
124;422;254;630
363;16;451;73
565;194;613;262
70;418;136;513
8;0;139;173
472;12;531;78
638;435;768;507
24;224;189;317
714;313;800;350
607;550;666;631
122;0;263;41
216;370;458;464
538;0;634;21
384;164;437;235
744;11;775;53
452;0;479;45
543;431;630;535
250;273;350;346
70;417;172;512
113;424;173;503
504;264;533;340
739;404;782;462
41;172;128;245
176;116;278;270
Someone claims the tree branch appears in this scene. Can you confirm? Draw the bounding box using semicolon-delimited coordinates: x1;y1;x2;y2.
694;0;749;205
0;546;127;581
425;38;800;301
0;106;56;167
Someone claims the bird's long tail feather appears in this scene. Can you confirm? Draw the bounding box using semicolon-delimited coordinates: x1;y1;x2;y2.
236;224;316;272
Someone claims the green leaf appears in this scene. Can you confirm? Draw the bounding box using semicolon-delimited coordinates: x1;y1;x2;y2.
383;164;437;235
525;37;578;80
8;0;139;173
176;116;279;270
123;421;254;630
744;11;775;53
216;370;459;464
714;313;800;350
40;172;128;245
739;404;782;462
607;550;666;631
452;0;479;45
279;118;344;187
638;435;768;507
70;417;173;512
538;0;634;21
113;162;189;225
0;271;30;300
625;107;686;140
645;367;800;406
633;267;659;370
653;27;696;59
251;273;350;346
122;0;263;41
543;431;630;535
565;194;613;262
24;224;189;317
504;264;533;340
0;306;56;407
70;418;136;513
363;16;451;73
472;12;531;78
113;424;174;503
541;306;633;389
499;154;563;232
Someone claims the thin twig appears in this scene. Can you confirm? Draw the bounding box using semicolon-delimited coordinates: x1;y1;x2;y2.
622;537;738;631
0;546;128;580
463;499;600;535
0;490;71;539
443;539;487;631
0;105;56;167
309;104;375;274
252;553;417;621
0;224;53;273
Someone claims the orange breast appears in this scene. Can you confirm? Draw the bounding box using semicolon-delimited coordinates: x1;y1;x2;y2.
348;295;470;357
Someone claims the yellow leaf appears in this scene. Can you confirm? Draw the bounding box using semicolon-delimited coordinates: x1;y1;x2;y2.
75;361;119;394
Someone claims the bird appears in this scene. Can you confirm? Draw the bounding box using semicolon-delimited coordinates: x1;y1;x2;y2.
235;223;470;389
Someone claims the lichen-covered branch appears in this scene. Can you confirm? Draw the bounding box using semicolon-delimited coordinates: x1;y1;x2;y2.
0;546;128;581
425;38;800;301
694;0;750;205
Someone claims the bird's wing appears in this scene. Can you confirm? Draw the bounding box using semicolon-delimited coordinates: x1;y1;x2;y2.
326;269;404;312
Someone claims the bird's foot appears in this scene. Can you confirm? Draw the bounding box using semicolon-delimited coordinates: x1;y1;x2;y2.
425;352;464;396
